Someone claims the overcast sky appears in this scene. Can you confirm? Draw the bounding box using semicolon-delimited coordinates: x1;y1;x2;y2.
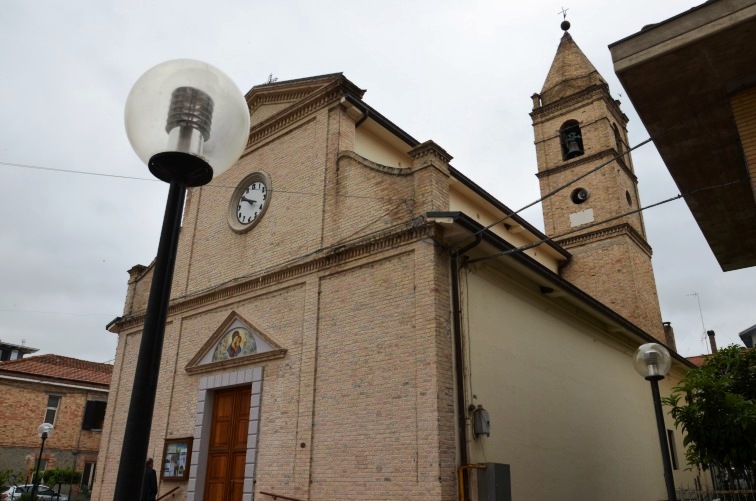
1;0;753;363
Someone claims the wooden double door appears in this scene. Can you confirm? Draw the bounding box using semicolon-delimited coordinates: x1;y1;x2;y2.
204;385;251;501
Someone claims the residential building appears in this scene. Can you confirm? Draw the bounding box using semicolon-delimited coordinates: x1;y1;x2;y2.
0;340;37;362
0;354;112;491
609;0;756;271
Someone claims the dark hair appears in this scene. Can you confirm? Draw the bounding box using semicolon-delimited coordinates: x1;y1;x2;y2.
146;458;153;466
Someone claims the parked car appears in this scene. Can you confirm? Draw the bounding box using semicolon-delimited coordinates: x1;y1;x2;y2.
0;484;68;500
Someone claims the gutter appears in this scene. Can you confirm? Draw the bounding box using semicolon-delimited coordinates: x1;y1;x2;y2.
0;374;109;393
429;211;693;369
450;232;483;501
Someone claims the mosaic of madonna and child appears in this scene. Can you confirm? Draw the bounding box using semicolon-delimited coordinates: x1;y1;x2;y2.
212;326;257;361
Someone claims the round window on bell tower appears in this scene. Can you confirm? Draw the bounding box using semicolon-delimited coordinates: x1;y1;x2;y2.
570;187;589;204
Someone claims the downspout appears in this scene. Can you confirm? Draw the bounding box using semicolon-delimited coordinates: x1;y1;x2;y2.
343;93;369;128
450;233;483;500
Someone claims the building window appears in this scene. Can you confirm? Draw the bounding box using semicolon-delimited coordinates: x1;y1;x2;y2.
560;120;584;160
32;459;48;481
613;123;625;155
82;400;107;431
44;396;61;425
82;462;96;488
667;429;679;470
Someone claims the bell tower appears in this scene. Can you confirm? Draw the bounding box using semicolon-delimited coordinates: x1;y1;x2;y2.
530;23;668;343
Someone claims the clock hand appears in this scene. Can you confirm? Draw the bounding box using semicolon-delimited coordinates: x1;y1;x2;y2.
241;196;257;206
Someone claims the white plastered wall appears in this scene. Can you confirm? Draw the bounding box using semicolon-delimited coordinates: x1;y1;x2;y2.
460;267;703;500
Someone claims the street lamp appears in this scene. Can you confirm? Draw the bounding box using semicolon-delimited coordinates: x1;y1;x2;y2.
634;342;677;501
114;59;250;500
31;423;54;501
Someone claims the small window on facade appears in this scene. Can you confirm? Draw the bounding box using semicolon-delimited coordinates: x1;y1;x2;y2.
45;395;61;425
82;400;107;431
560;120;584;160
667;429;679;470
82;462;96;488
32;459;48;480
626;190;632;206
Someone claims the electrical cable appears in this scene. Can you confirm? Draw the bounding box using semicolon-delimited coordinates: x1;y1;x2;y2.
464;178;745;265
448;94;727;250
0;160;410;202
165;207;420;306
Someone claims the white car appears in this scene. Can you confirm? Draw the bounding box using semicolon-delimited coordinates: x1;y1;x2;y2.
0;484;69;500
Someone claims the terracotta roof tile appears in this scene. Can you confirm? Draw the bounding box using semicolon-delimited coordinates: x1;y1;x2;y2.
0;354;112;386
686;355;708;367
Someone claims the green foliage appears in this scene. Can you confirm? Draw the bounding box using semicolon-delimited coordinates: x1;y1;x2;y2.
0;468;13;488
42;467;82;487
662;345;756;476
80;484;92;497
0;469;23;490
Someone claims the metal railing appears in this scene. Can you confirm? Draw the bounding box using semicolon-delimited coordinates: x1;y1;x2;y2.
677;487;756;501
260;491;306;501
156;486;180;500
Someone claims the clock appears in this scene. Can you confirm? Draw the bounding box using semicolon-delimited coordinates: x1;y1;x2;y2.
227;171;272;233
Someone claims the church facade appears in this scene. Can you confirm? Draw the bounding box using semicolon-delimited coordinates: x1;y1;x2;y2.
94;30;700;501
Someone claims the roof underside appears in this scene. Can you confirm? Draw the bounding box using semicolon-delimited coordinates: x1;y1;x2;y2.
611;0;756;271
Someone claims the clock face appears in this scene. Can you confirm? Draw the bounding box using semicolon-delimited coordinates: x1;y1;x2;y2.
236;181;267;224
228;171;272;233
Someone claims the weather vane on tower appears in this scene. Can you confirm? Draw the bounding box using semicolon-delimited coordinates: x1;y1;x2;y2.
559;7;571;31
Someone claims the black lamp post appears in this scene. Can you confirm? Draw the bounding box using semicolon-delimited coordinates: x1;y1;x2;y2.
31;423;54;501
113;59;250;501
634;342;677;501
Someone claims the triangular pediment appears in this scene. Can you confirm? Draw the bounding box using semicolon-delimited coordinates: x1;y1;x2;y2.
244;73;365;145
540;32;607;105
185;312;286;375
246;73;365;126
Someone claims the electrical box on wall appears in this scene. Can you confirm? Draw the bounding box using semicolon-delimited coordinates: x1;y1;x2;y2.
472;405;490;437
477;463;512;501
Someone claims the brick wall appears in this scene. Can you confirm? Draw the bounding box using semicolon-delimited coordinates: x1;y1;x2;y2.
0;378;105;478
532;67;665;341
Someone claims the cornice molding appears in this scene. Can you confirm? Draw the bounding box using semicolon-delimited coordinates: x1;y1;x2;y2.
245;79;348;148
337;150;412;176
408;140;453;164
531;84;628;125
247;85;323;115
113;220;432;332
536;148;638;182
557;222;652;256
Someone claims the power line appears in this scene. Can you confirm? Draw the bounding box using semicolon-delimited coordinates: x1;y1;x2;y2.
1;160;410;202
1;160;157;182
0;308;113;317
448;94;728;250
464;178;744;265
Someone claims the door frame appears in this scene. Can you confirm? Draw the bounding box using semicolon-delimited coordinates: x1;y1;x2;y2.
187;367;263;501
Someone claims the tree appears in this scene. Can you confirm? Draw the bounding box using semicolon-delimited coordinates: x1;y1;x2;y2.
41;468;81;499
663;345;756;483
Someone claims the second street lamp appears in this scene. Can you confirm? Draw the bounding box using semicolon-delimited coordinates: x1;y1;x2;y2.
634;342;677;501
114;59;250;501
31;423;54;501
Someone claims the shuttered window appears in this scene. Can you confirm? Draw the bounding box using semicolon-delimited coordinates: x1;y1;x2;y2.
82;400;107;430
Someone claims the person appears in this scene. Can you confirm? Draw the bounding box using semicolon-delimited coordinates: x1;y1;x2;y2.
142;458;158;501
227;330;243;358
